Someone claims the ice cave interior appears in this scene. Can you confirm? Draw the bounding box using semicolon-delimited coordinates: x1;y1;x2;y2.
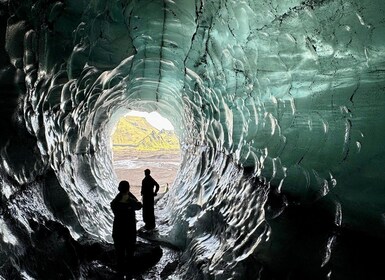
0;0;385;279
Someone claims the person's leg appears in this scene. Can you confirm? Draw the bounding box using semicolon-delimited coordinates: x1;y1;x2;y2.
147;196;155;229
143;196;157;229
113;237;125;275
143;196;154;229
148;206;155;229
142;200;149;228
125;229;137;278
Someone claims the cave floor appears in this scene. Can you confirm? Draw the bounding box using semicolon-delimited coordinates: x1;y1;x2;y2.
113;150;181;197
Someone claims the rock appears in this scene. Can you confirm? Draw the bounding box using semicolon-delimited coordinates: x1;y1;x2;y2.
160;260;179;279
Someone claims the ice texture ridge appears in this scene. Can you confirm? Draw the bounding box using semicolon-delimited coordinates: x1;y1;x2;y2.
0;0;385;279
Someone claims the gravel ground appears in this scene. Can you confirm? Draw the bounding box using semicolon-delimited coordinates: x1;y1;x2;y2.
112;150;181;197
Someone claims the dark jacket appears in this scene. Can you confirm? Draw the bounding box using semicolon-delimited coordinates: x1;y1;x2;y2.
111;192;142;238
141;175;160;197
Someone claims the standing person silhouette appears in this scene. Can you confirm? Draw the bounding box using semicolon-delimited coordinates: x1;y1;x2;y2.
111;180;142;278
141;169;160;230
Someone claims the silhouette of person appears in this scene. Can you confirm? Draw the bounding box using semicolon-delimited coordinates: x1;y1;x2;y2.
141;169;159;230
111;180;142;278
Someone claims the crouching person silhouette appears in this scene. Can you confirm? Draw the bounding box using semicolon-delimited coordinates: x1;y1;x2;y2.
111;180;142;278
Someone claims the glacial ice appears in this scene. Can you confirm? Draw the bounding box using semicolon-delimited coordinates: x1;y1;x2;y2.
1;0;385;279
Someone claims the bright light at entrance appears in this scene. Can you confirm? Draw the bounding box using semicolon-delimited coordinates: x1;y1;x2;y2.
111;111;180;198
127;110;174;131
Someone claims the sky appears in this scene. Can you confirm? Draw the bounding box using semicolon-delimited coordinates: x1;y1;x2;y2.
127;110;174;130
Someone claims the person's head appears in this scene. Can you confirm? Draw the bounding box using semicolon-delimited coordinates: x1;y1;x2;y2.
144;169;151;176
118;180;130;193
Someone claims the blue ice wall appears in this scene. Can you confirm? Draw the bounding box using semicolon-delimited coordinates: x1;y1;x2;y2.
1;0;385;279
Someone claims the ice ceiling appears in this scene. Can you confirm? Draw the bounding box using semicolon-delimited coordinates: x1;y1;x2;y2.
1;0;385;279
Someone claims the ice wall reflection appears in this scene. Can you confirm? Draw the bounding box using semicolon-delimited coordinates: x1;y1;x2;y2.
1;0;385;278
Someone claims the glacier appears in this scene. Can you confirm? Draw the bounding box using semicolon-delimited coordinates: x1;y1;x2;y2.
1;0;385;279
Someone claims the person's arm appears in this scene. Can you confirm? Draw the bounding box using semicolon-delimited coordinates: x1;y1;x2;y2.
128;192;138;201
153;178;160;195
134;201;142;210
128;199;142;210
110;195;120;214
128;192;142;210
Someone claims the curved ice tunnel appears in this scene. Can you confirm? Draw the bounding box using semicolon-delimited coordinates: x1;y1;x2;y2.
1;0;385;278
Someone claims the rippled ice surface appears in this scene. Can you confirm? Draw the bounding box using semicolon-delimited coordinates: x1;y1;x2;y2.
1;0;385;278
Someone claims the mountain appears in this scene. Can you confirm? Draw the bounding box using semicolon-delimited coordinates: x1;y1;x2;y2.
136;130;180;151
112;116;179;151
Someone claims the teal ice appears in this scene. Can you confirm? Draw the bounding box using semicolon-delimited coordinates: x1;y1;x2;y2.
0;0;385;279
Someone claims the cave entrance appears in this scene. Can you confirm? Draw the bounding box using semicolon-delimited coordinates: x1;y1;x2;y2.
111;110;181;198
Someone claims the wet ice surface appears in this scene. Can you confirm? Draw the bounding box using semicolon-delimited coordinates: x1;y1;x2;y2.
1;0;385;278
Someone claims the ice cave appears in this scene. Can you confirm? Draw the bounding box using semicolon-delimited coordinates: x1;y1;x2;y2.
1;0;385;279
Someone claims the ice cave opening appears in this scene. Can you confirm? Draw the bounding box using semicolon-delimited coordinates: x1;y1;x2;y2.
110;110;181;198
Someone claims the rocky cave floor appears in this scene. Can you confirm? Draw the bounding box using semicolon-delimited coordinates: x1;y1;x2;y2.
32;208;181;280
79;185;182;280
89;150;181;279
